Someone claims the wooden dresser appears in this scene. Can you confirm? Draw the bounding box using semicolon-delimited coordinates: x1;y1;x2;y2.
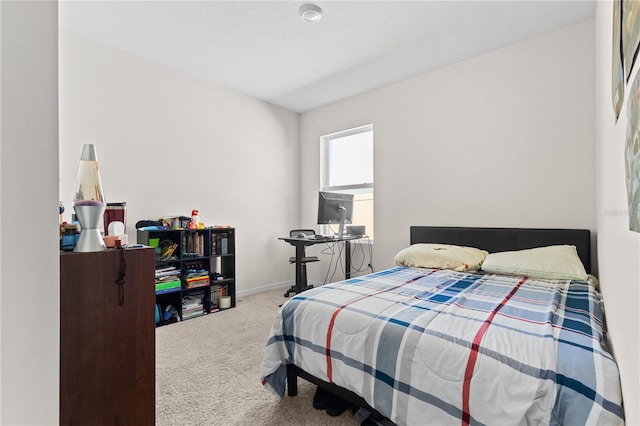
60;248;155;425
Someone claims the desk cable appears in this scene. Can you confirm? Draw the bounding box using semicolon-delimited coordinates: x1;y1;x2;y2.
349;236;374;274
319;237;374;284
320;240;344;284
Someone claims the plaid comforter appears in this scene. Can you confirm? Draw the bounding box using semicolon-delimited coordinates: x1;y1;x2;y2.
260;267;624;425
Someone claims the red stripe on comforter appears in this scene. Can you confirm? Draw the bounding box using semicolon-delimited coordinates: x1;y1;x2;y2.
461;277;527;426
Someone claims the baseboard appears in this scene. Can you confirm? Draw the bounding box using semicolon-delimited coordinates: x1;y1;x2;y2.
236;280;292;298
236;280;324;298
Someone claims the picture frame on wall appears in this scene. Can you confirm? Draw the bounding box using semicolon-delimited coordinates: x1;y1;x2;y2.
621;0;640;231
622;0;640;82
613;0;624;121
625;73;640;232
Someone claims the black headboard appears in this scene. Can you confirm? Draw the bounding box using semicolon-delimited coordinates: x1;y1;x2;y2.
410;226;591;274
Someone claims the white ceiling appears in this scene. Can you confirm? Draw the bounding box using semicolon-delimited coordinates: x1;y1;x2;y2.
59;0;596;113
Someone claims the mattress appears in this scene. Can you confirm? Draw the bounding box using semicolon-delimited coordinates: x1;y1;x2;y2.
260;266;624;425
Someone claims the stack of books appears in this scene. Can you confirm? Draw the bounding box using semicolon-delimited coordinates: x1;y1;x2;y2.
213;233;229;255
155;266;181;294
184;233;205;257
210;284;227;312
181;293;204;320
183;268;209;289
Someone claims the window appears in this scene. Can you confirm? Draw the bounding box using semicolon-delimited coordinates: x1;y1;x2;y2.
321;124;374;239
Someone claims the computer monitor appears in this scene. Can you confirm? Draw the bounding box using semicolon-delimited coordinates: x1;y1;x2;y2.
317;191;354;237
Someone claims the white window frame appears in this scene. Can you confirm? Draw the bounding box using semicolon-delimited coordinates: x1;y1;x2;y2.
320;124;374;239
321;124;374;192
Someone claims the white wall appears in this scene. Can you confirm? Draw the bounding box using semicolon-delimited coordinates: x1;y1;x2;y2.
594;3;640;424
301;21;596;282
0;1;59;424
59;31;301;295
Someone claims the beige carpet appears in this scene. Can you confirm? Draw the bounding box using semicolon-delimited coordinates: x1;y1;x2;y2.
156;287;360;425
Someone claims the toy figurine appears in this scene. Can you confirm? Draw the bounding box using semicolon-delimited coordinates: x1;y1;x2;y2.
189;209;199;230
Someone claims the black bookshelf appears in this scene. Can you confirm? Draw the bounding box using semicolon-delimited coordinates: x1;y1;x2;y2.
137;228;236;326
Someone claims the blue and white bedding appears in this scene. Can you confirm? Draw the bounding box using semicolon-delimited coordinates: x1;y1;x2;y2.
260;266;624;425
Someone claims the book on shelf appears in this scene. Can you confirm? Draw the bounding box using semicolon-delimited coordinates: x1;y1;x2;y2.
220;234;228;255
160;243;178;261
185;270;207;275
156;274;181;282
213;233;229;255
182;304;203;312
210;284;228;307
185;233;205;257
155;280;181;292
183;280;208;289
185;275;208;281
156;286;181;295
181;309;204;320
182;292;204;319
182;293;204;307
155;269;180;279
185;278;208;283
183;269;209;289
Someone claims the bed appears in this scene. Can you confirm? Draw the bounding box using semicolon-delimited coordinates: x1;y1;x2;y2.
260;226;624;425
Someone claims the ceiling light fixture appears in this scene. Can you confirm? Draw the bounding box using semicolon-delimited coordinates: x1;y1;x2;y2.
299;4;323;23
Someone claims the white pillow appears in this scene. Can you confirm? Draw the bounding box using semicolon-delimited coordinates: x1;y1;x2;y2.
481;245;588;281
394;243;488;272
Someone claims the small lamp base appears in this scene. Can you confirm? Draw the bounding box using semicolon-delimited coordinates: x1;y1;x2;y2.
73;204;106;252
74;228;106;252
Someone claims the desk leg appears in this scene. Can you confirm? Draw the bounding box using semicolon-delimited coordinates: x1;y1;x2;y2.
295;245;305;293
345;240;351;279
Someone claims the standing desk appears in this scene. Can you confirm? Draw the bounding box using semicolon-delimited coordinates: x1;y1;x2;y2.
279;234;364;297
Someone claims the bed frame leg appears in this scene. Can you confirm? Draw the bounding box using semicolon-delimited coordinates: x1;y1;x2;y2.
287;366;298;396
